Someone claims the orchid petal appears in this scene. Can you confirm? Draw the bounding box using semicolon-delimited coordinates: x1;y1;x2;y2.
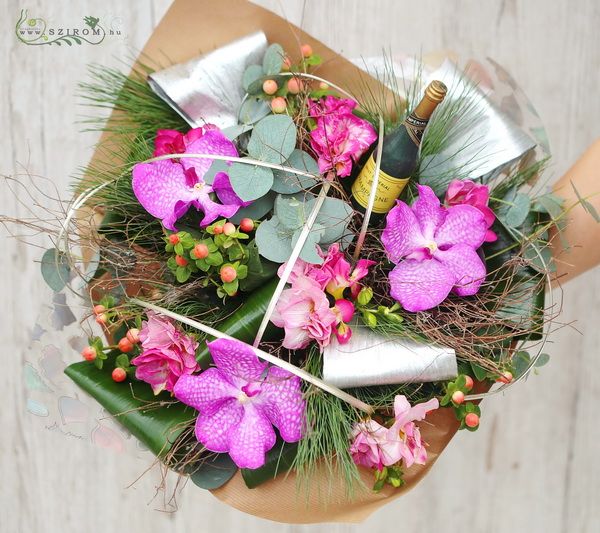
388;258;455;312
194;397;244;453
227;404;277;469
435;244;487;296
434;204;487;249
381;202;425;264
173;370;238;414
412;184;446;240
207;338;267;382
180;129;238;179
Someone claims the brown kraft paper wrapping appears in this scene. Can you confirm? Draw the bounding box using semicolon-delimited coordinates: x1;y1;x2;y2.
82;0;600;523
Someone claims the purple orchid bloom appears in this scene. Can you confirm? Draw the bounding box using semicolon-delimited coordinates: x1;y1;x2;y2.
132;126;247;229
381;185;488;312
173;338;305;469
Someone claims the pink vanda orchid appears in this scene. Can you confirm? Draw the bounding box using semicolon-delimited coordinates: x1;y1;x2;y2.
132;125;247;229
173;338;304;469
382;184;488;312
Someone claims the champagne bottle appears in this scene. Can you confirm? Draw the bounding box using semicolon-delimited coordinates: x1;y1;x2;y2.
350;80;447;220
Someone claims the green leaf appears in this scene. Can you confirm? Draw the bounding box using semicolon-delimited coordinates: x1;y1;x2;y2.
254;216;294;263
512;350;531;378
470;363;488;381
203;160;230;185
239;240;279;292
242;64;264;91
221;123;253;141
230;192;276;224
195;279;280;368
190;453;238;489
222;278;239;296
205;251;223;266
228;161;274;202
274;194;306;230
40;248;71;292
571;180;600;222
239;97;271;125
247;115;297;165
241;439;298;488
262;43;284;75
115;353;130;369
176;266;191;283
65;353;195;457
535;353;550;367
313;197;354;243
272;150;320;194
533;193;564;219
292;223;325;264
497;189;531;228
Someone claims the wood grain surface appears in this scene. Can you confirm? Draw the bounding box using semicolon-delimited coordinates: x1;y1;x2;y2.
1;1;599;532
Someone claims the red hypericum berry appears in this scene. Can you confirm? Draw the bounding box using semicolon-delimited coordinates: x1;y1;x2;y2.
464;375;474;391
213;225;224;235
262;79;278;95
168;234;180;245
287;78;303;94
95;313;108;325
239;218;254;232
93;304;106;315
497;371;514;384
465;413;480;428
452;391;465;405
175;255;188;267
282;56;292;71
118;337;134;353
301;43;313;57
223;222;236;236
112;367;127;383
270;97;287;114
126;328;140;344
193;243;209;259
220;265;237;283
81;346;97;361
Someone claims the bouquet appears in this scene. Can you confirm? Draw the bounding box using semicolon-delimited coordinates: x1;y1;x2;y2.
17;0;596;525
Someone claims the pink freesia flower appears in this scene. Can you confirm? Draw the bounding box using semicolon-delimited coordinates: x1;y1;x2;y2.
131;311;199;395
382;185;488;312
173;338;304;469
308;96;377;178
133;125;247;229
349;395;439;471
445;179;497;242
270;275;337;350
386;396;439;468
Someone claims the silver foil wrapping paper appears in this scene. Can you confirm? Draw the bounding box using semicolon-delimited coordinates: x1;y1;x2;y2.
323;328;458;389
148;31;268;129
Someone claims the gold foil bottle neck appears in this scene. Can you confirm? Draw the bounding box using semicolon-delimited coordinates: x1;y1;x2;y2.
412;80;447;119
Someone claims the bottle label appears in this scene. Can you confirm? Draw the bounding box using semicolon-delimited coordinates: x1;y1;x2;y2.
351;155;410;214
404;113;428;146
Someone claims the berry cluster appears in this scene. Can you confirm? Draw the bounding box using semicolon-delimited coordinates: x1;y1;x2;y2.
440;375;481;430
165;218;256;298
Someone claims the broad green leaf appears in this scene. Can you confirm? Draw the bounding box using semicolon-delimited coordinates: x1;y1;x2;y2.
242;64;264;91
262;43;284;75
228;161;274;202
272;149;320;194
247;115;297;164
255;216;294;263
40;248;71;292
292;224;325;264
190;453;238;490
239;240;279;292
313;197;354;243
195;279;280;369
241;439;298;489
65;353;195;457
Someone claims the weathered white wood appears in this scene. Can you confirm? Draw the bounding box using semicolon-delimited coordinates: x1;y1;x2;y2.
1;0;599;531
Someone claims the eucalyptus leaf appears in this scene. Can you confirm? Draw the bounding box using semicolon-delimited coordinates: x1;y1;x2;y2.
228;161;274;202
242;64;264;91
533;193;564;219
255;216;294;263
312;197;354;243
239;97;271;125
262;43;284;75
272;149;320;194
189;453;238;490
292;224;325;264
230;192;276;224
247;115;297;164
203;160;230;185
535;353;550;367
497;189;531;228
41;248;71;292
274;194;307;230
221;123;253;141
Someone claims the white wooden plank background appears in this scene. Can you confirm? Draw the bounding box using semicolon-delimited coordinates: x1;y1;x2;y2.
1;1;599;531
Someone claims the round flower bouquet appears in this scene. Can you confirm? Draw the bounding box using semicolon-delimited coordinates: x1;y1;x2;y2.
24;0;583;525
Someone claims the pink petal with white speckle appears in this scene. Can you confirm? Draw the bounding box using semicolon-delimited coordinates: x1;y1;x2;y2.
180;129;238;179
434;204;487;249
227;403;277;469
381;202;424;264
436;244;487;296
194;397;244;453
